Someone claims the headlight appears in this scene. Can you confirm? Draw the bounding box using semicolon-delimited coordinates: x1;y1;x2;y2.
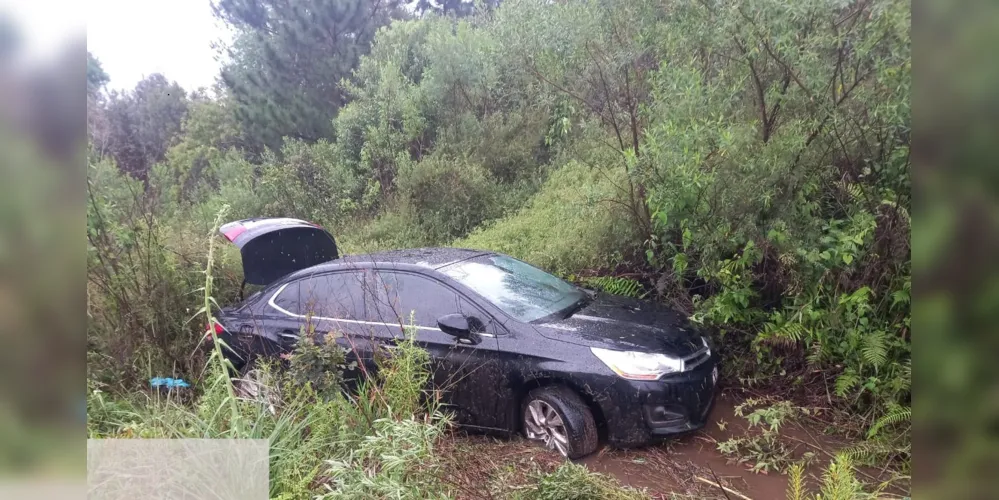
590;347;684;380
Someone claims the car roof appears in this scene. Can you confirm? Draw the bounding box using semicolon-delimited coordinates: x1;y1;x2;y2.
282;247;492;281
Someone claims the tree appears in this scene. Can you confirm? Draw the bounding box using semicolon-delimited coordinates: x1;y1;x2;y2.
158;91;245;203
413;0;501;17
214;0;405;152
87;52;110;97
103;74;189;181
87;52;111;157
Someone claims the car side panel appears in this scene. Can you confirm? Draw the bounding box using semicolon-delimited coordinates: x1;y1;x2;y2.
370;270;506;430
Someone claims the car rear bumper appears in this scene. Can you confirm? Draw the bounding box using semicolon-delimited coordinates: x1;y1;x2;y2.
594;355;720;448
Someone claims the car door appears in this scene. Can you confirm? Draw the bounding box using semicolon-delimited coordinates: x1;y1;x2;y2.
265;269;390;392
370;270;506;431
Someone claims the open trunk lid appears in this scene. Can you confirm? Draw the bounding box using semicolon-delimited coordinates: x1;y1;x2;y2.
219;217;339;286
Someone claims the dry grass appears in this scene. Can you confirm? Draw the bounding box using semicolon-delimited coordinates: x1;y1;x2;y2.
436;433;564;499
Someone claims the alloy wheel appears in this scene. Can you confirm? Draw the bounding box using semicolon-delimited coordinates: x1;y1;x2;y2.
234;367;279;414
525;400;570;457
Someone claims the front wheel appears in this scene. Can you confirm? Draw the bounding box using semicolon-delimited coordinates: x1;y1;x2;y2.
522;386;598;459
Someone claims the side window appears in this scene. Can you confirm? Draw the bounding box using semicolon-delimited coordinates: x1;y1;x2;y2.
270;271;379;320
269;282;300;314
301;271;380;320
372;271;485;328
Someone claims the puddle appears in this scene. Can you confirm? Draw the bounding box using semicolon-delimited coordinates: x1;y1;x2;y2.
579;393;792;498
578;391;903;499
450;391;908;499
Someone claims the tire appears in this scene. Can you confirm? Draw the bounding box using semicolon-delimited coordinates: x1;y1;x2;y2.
233;358;280;412
522;385;599;459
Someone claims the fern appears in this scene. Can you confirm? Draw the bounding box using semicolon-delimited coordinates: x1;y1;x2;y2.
836;180;865;204
834;371;860;398
881;199;910;226
861;330;888;368
844;438;910;469
899;359;911;392
759;321;806;348
583;276;646;299
867;404;910;439
806;340;825;366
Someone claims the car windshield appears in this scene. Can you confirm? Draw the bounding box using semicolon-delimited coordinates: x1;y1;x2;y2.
439;254;587;323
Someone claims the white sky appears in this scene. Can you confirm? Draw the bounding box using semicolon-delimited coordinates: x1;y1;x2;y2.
2;0;85;63
2;0;229;91
86;0;232;92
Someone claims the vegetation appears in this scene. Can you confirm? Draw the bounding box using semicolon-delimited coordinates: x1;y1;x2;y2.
787;454;885;500
717;398;814;475
87;0;910;497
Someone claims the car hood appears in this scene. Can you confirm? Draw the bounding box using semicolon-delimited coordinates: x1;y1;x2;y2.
534;293;704;356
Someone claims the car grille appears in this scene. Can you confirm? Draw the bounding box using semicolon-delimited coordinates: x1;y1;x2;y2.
682;343;711;372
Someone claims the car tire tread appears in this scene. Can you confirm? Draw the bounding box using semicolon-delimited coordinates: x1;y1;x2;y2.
523;385;599;459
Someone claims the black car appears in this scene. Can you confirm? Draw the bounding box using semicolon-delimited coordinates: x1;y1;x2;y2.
212;217;719;458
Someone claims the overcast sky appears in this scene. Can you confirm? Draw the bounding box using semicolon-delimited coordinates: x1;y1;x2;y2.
87;0;232;92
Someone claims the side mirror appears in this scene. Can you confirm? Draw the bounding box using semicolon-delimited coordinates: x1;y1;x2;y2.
437;314;471;338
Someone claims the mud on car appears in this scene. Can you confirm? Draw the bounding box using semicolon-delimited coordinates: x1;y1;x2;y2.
210;217;720;459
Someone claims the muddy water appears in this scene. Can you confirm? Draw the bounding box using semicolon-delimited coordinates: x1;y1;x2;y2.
452;389;906;499
579;392;816;499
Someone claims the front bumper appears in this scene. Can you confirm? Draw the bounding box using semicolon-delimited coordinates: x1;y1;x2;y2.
594;355;720;448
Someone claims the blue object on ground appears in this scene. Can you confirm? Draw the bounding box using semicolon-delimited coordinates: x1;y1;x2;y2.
150;377;191;389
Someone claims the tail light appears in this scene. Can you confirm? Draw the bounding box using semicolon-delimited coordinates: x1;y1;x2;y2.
222;225;246;242
203;322;224;342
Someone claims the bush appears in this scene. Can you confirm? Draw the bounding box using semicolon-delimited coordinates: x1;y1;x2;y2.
88;317;450;498
395;153;509;244
256;139;364;227
524;462;646;500
285;328;347;402
458;159;640;275
639;0;911;458
88;159;242;388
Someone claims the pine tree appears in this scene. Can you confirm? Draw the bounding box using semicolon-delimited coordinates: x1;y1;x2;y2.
214;0;405;152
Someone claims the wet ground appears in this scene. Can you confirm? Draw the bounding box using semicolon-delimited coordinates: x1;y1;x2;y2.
579;392;796;499
445;389;909;499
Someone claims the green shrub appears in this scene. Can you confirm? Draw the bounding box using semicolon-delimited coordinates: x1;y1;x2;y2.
256;139;364;227
375;324;433;420
337;204;433;253
458;160;640;275
639;0;910;467
87;317;450;498
523;462;646;500
395;153;508;244
285;326;347;402
787;454;884;500
88;160;241;388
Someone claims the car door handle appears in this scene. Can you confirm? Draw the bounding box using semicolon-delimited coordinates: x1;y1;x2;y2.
456;336;480;346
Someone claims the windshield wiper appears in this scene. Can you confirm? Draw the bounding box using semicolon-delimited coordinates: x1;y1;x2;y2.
561;295;591;319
